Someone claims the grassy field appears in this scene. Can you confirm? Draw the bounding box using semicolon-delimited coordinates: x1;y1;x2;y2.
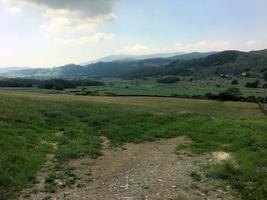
75;77;266;97
0;77;265;98
0;89;266;199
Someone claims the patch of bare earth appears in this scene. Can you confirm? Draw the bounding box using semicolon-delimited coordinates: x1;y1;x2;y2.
20;137;238;200
212;152;231;162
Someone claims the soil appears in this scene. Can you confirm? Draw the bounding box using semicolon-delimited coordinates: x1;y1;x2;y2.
19;136;238;200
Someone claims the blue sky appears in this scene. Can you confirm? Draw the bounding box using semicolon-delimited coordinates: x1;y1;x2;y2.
0;0;266;67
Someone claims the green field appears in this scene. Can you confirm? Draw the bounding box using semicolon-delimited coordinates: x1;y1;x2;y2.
0;89;266;200
72;77;266;97
0;77;265;98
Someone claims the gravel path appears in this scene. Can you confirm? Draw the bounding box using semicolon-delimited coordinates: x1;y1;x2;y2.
20;137;237;200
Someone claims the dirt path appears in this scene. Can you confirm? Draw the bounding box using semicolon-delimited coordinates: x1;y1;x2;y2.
20;137;237;200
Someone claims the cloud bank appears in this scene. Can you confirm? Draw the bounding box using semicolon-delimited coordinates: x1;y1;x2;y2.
2;0;118;32
25;0;118;17
55;33;116;45
119;41;233;55
2;0;119;17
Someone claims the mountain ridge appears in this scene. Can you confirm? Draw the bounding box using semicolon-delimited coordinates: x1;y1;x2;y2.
1;50;266;79
1;51;216;78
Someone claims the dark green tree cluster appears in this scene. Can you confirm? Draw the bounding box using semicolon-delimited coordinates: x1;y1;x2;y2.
0;78;104;90
245;80;260;88
157;76;180;84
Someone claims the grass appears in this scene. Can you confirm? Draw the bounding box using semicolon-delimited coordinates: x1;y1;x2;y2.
0;89;266;199
190;171;202;182
72;77;266;97
2;76;264;98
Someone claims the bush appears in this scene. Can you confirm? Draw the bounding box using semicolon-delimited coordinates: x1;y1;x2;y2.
218;88;242;101
157;76;180;84
245;80;260;88
231;79;238;85
205;88;242;101
264;72;267;81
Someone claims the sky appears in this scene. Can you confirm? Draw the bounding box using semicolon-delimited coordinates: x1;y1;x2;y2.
0;0;267;67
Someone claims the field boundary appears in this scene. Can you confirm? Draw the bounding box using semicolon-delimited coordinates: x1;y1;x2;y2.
77;92;259;103
258;102;267;116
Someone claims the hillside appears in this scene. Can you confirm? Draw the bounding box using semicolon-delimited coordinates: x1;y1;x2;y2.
126;49;267;78
80;52;185;65
1;50;266;79
0;52;215;78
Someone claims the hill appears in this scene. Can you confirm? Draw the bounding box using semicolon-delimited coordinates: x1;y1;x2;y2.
2;50;267;79
79;52;186;65
125;49;267;78
0;52;216;78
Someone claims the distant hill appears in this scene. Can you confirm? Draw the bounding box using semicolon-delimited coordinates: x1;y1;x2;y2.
169;52;216;61
80;52;186;65
1;52;216;78
0;67;32;74
3;50;267;79
125;49;267;78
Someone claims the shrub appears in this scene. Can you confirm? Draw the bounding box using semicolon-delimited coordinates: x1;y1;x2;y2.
264;72;267;81
231;79;238;85
157;76;180;84
206;88;242;101
245;80;260;88
217;88;242;101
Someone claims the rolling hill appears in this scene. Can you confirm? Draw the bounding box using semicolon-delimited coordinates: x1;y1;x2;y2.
0;52;216;78
125;49;267;78
1;50;266;79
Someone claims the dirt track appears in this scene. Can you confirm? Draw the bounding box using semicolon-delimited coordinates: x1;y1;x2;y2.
20;137;237;200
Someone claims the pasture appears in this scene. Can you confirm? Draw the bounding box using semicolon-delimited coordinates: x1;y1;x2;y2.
0;89;266;199
77;77;266;97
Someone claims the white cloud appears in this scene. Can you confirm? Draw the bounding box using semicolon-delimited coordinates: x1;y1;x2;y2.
119;41;232;55
2;0;119;17
41;9;116;33
55;32;116;45
174;41;232;52
3;6;22;14
120;44;159;55
1;0;22;14
2;0;118;33
1;0;26;8
46;6;115;34
246;40;263;47
24;0;118;17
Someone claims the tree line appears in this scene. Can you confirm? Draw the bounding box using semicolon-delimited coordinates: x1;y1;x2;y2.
0;78;104;90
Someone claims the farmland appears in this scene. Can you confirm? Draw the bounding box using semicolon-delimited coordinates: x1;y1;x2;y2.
1;0;267;199
0;89;266;199
71;77;266;97
1;76;265;98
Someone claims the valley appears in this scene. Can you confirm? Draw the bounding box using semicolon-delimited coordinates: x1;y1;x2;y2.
1;1;267;199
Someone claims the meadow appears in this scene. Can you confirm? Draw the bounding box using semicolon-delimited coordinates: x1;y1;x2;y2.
72;77;266;97
0;89;266;199
0;76;265;98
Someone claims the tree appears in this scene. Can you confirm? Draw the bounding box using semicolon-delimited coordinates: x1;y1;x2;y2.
264;72;267;81
218;87;242;101
245;80;260;88
157;76;180;84
231;79;238;85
